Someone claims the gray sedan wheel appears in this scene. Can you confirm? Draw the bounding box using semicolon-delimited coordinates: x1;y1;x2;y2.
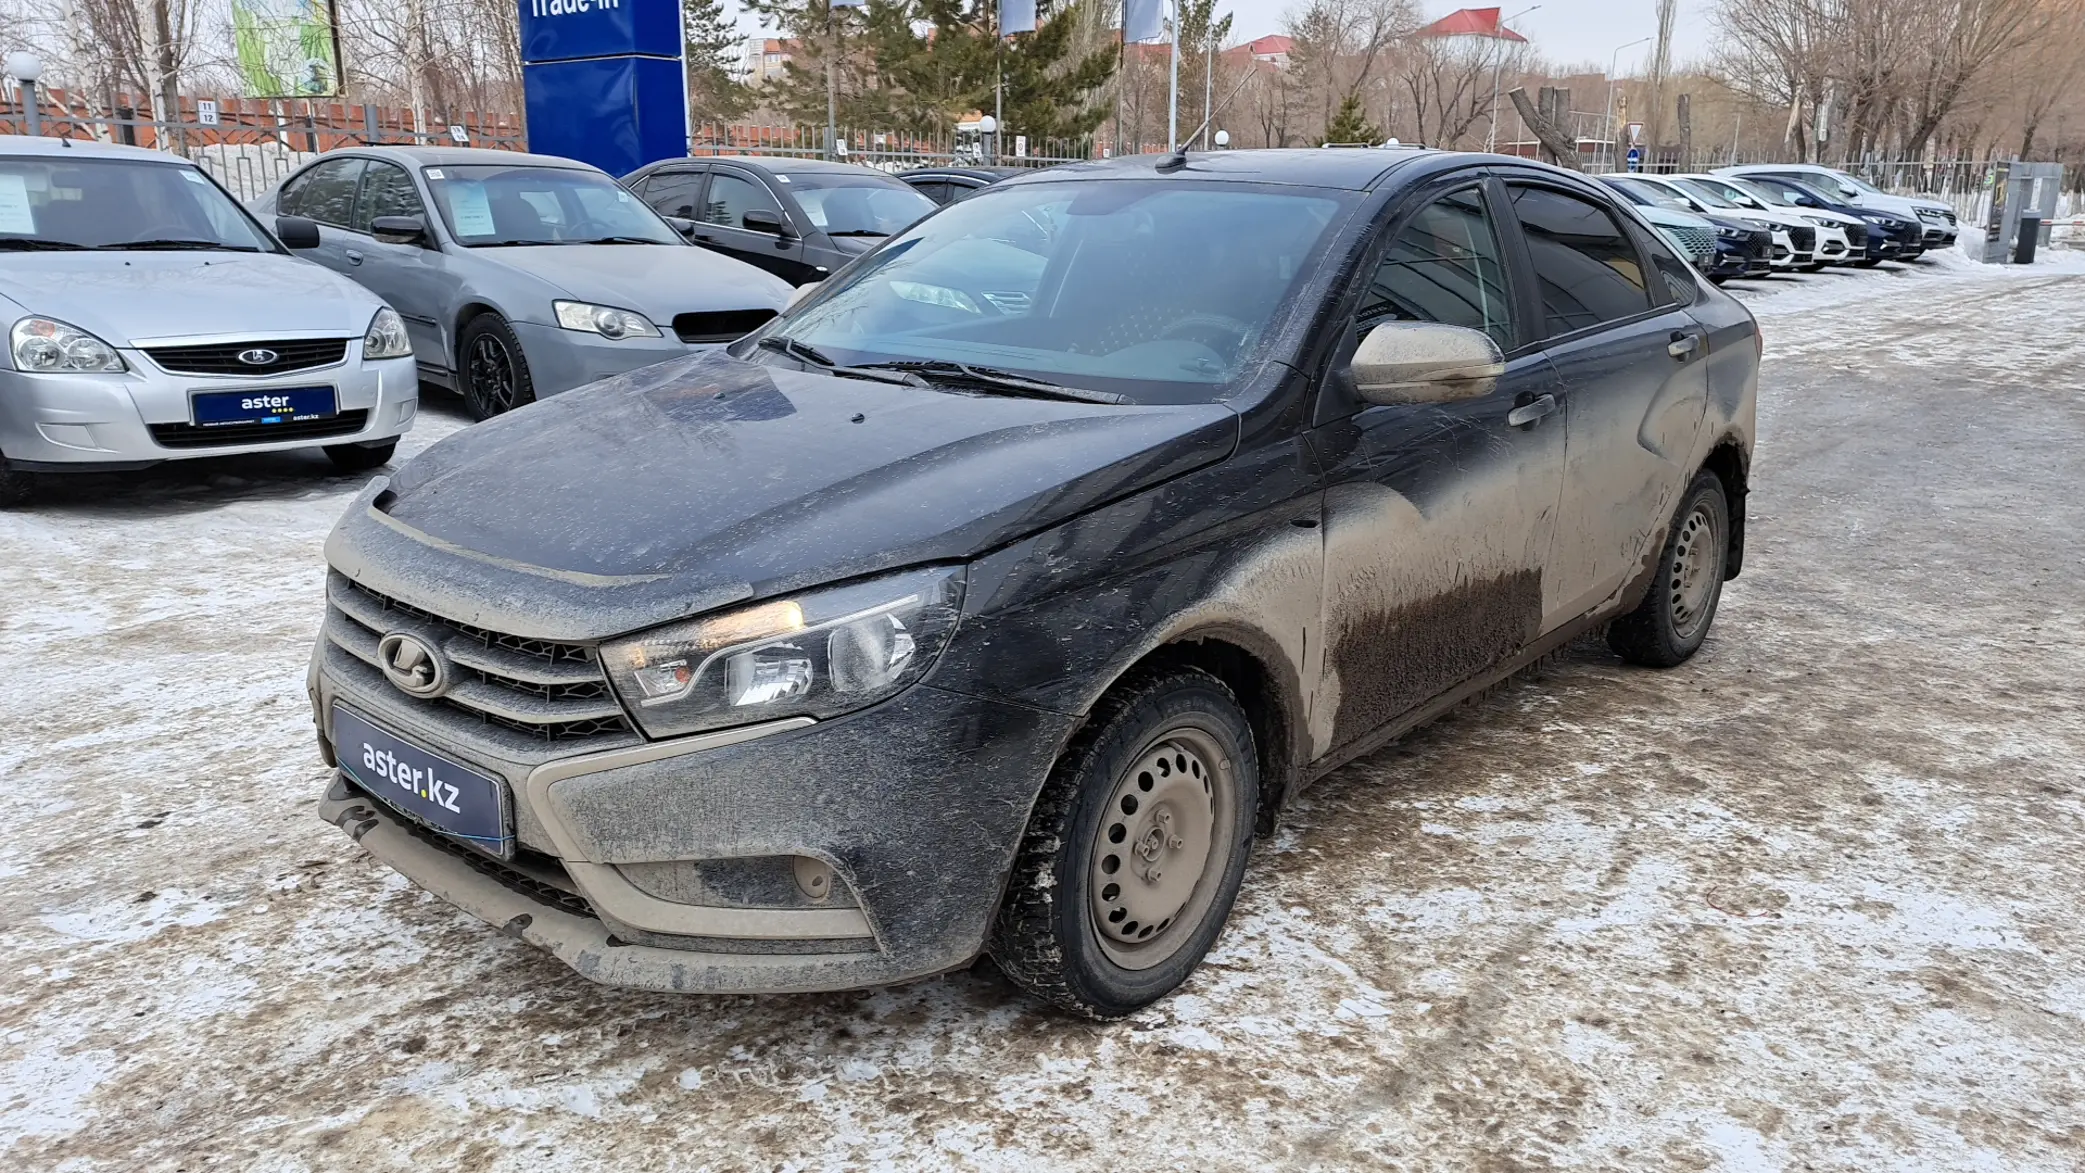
460;314;536;421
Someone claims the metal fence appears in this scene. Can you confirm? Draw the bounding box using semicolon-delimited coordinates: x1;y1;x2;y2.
685;122;1092;171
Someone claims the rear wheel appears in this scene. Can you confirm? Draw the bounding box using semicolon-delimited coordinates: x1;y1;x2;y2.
324;439;398;473
459;314;536;421
1608;470;1730;668
990;668;1258;1018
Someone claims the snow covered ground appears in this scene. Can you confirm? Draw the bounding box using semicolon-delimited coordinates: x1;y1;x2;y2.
4;254;2083;1170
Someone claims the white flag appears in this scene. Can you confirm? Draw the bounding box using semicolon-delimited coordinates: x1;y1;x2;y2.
1124;0;1164;43
1001;0;1036;35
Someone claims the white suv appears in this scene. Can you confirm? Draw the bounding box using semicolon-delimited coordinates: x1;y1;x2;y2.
1718;164;1958;249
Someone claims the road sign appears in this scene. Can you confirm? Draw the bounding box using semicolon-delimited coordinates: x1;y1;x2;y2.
1626;146;1643;172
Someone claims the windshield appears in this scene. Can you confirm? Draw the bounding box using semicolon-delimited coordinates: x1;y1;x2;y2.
424;164;680;246
753;180;1350;404
1745;177;1823;207
1830;170;1884;196
1672;179;1741;209
783;173;936;236
0;156;273;251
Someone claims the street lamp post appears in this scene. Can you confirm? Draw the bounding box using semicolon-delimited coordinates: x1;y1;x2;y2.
1487;6;1540;154
1603;37;1652;171
6;52;42;137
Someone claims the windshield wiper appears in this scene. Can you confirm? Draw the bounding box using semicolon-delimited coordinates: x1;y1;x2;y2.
756;335;927;387
854;360;1130;405
0;238;89;251
468;239;545;248
568;235;667;245
825;229;889;237
100;239;260;252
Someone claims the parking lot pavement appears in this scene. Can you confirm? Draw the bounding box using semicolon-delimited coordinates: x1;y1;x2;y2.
4;259;2083;1171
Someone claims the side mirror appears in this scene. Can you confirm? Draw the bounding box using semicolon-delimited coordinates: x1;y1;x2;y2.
1349;322;1504;406
742;208;787;235
663;215;697;237
369;215;429;246
786;282;821;310
274;215;321;250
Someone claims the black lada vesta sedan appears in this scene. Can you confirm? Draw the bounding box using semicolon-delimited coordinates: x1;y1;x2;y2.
313;148;1759;1017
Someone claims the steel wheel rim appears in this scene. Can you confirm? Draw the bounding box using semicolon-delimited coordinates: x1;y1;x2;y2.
1669;502;1722;641
469;334;517;415
1087;725;1238;971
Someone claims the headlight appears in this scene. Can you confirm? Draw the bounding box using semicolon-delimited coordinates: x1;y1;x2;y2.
601;566;964;738
554;300;661;340
1715;226;1749;241
9;317;126;373
1861;214;1891;225
1804;216;1837;226
363;307;412;359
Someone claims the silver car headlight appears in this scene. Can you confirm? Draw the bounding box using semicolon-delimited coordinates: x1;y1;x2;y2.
601;566;965;738
10;316;126;373
554;300;661;340
1803;216;1836;227
363;307;412;360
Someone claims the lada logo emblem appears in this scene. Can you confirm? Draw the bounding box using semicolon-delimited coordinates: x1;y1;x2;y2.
376;632;449;699
237;348;280;365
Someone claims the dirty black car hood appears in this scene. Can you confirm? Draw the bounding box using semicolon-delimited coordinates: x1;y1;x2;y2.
327;352;1238;641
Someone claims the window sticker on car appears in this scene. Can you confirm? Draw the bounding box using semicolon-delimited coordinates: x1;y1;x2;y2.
180;170;208;185
775;174;791;183
448;180;495;236
0;173;33;233
425;168;445;180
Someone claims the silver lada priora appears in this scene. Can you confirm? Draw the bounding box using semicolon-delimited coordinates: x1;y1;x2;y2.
0;136;417;506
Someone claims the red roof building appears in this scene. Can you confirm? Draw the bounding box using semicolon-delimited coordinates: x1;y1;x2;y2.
1413;7;1530;41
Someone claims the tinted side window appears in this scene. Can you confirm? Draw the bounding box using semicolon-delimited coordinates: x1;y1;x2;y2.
294;158;366;228
703;172;783;231
1355;188;1514;351
1510;185;1651;337
908;180;950;204
949;181;986;202
353;162;424;230
643;171;706;220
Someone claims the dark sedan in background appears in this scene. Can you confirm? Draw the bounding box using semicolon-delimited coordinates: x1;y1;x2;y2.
624;156;938;285
897;166;1023;205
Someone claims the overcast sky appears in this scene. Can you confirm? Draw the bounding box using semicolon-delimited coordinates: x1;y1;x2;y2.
735;0;1724;73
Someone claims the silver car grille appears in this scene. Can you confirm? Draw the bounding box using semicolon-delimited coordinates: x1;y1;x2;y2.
324;575;633;742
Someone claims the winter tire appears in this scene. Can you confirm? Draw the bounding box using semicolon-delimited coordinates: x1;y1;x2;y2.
460;314;536;421
990;668;1259;1018
0;460;35;508
1608;468;1730;668
324;439;398;473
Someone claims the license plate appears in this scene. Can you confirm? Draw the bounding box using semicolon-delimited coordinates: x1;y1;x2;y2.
332;704;513;857
191;386;337;428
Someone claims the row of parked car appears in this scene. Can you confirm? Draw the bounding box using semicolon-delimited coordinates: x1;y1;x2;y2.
1597;166;1960;283
0;133;1945;509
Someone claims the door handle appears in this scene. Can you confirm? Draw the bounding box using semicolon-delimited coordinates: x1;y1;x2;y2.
1507;393;1558;428
344;249;364;265
1668;331;1700;360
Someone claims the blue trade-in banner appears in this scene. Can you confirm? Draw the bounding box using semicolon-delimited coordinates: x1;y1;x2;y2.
525;55;688;176
520;0;682;63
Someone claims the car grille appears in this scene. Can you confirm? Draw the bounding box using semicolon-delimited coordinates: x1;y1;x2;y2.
143;338;350;376
150;410;369;449
324;575;634;743
672;309;777;344
1786;226;1816;252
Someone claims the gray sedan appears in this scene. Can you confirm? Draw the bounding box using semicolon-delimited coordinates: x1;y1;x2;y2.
254;147;792;419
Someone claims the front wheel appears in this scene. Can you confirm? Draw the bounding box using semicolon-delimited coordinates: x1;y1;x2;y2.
990;668;1259;1018
459;314;536;421
0;460;35;508
1608;469;1730;668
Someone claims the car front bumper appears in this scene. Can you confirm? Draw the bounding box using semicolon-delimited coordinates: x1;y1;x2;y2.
312;638;1076;994
0;346;416;470
510;321;728;399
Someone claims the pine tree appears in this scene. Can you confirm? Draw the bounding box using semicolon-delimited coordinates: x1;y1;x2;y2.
1318;94;1382;147
684;0;753;122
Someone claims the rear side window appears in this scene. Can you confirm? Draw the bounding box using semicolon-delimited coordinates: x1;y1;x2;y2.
1355;188;1514;351
1509;185;1651;337
642;170;705;220
288;158;364;228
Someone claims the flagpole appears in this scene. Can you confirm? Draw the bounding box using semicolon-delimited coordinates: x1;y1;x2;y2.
1166;0;1180;150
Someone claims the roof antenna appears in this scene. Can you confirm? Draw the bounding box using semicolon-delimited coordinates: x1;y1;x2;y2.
1157;69;1258;174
